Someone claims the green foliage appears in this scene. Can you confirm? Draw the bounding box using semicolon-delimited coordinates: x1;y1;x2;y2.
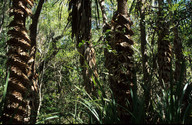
153;79;192;124
72;84;120;124
0;0;192;124
0;71;9;121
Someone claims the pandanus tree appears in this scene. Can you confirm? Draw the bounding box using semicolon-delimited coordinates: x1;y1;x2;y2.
2;0;36;124
173;26;185;81
28;0;45;123
137;0;151;121
167;0;185;82
68;0;98;96
157;0;172;89
104;0;135;123
138;0;149;85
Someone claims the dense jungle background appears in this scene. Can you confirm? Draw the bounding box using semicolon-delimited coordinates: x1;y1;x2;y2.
0;0;192;124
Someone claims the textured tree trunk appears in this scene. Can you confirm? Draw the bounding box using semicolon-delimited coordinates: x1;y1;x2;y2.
157;0;172;89
99;0;107;27
80;1;98;96
172;16;187;118
2;0;34;124
176;24;189;118
139;0;149;89
28;0;44;123
69;0;98;96
173;27;185;82
167;0;185;83
138;0;151;122
82;43;98;96
105;0;135;123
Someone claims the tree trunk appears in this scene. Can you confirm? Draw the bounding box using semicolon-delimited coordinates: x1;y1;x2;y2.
157;0;172;89
99;0;107;27
2;0;34;124
28;0;45;123
138;0;151;122
173;27;185;82
69;0;98;96
167;0;185;83
139;0;149;88
105;0;135;123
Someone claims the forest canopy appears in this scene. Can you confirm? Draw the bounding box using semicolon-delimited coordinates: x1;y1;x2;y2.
0;0;192;124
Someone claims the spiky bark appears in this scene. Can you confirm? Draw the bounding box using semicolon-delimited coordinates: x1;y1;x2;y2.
157;0;172;89
2;0;34;124
105;0;135;123
69;0;98;96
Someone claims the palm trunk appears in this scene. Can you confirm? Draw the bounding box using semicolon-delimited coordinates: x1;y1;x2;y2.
28;0;44;123
105;0;135;123
2;0;34;124
174;25;188;117
173;27;185;82
139;0;149;88
157;0;172;89
69;0;98;96
77;0;98;96
138;0;151;122
167;0;185;83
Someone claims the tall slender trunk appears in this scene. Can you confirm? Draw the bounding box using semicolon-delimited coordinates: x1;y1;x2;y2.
138;0;150;122
2;0;34;124
139;0;149;88
173;25;188;116
167;0;185;83
167;0;187;116
173;26;185;82
157;0;172;89
105;0;135;123
28;0;44;123
99;0;107;27
69;0;98;96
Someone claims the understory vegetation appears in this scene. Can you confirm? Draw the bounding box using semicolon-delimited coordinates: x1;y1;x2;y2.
0;0;192;124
